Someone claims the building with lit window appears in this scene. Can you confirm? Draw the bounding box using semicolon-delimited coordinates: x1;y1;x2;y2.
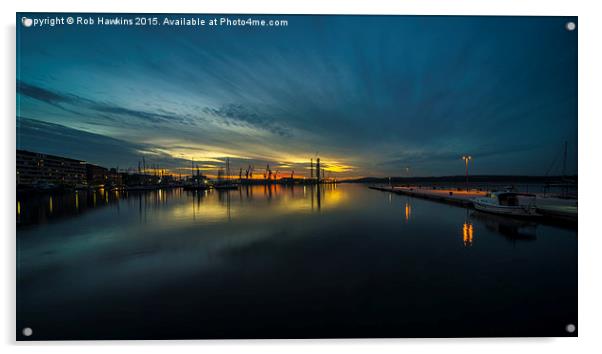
16;150;86;187
85;163;108;187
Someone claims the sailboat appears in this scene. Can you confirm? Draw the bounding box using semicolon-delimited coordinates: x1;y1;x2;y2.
213;157;239;190
543;141;577;198
183;159;211;191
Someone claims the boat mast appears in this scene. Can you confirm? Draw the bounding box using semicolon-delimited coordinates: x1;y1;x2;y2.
226;157;230;180
562;141;568;179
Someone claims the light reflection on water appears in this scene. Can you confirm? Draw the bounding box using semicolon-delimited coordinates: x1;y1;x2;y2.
17;184;347;227
16;184;577;339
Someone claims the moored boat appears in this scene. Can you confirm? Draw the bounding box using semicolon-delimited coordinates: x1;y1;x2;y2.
536;204;577;222
213;182;239;190
124;185;159;191
183;182;211;191
212;157;239;190
473;192;540;217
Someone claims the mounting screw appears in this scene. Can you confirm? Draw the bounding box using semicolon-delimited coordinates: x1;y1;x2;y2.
21;17;33;27
566;323;576;333
566;22;576;31
22;327;33;337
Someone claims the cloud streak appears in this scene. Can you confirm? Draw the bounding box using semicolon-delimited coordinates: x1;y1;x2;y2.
203;104;292;137
16;15;578;176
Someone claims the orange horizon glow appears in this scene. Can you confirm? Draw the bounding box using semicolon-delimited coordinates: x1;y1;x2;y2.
127;165;367;180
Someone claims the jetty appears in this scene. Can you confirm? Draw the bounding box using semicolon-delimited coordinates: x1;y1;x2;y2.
369;185;577;223
369;185;487;206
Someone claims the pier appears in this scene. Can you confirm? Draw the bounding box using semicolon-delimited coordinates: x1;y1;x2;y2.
369;185;486;206
369;185;577;224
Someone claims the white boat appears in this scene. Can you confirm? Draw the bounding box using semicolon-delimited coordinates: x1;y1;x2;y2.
536;204;578;222
473;192;540;217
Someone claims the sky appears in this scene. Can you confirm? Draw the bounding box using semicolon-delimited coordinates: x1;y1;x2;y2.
16;14;578;178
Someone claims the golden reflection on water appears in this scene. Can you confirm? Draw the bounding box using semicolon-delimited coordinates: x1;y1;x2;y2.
404;202;411;222
463;222;474;247
33;184;350;226
166;184;347;224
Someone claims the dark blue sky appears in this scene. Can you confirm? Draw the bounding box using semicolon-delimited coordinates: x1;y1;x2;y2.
16;14;577;177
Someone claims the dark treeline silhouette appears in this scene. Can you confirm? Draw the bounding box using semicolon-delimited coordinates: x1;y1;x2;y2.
344;175;578;184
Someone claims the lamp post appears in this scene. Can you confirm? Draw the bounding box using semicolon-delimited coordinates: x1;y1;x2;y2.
462;155;472;191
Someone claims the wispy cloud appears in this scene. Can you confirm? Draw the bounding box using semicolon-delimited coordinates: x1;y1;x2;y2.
16;16;578;176
203;104;292;137
16;117;217;172
17;80;192;125
18;81;295;138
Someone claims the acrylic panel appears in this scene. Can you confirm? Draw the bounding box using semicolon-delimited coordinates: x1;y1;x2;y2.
16;13;578;340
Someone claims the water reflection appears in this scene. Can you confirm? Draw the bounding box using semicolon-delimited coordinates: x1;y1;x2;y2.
397;195;541;248
462;209;474;247
17;184;577;339
471;211;537;243
17;189;120;226
17;184;345;227
462;222;474;247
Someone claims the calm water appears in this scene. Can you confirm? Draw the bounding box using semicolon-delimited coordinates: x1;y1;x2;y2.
16;184;577;339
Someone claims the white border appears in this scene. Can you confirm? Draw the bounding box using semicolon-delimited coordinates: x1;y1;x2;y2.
3;1;601;353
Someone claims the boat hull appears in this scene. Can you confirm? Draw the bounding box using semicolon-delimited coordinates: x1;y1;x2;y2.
473;199;540;217
183;185;211;191
214;185;239;190
536;205;578;221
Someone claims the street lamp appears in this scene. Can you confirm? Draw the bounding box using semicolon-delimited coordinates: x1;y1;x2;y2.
462;155;472;191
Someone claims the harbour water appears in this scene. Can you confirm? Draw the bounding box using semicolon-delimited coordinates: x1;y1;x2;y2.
16;184;577;339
